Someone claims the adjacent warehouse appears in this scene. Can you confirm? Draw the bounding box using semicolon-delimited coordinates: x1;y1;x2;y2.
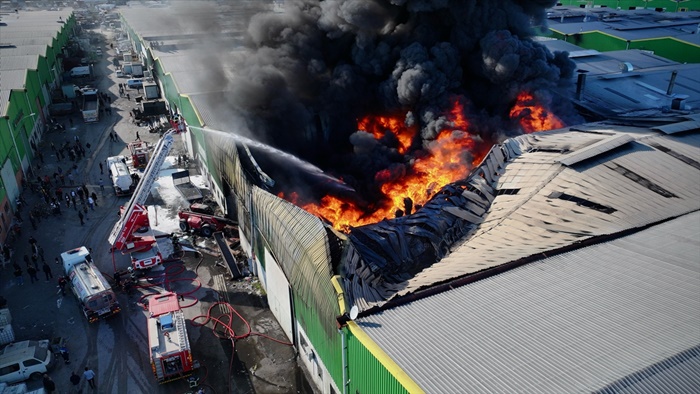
546;6;700;63
116;1;700;393
0;9;74;244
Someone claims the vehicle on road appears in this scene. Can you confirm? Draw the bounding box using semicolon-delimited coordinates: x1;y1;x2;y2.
61;246;121;323
109;130;179;271
80;87;100;123
147;292;197;383
127;78;143;89
107;155;139;196
0;340;54;384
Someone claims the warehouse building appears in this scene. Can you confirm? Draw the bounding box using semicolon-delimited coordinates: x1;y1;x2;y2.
0;9;74;243
114;2;700;393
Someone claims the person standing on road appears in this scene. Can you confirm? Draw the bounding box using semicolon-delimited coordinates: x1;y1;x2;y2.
27;265;39;284
83;367;96;389
58;276;67;296
91;192;98;206
99;162;103;174
99;178;105;194
69;371;80;390
42;261;53;281
87;197;95;211
13;266;23;286
23;254;31;268
78;211;84;226
42;374;55;394
135;130;140;141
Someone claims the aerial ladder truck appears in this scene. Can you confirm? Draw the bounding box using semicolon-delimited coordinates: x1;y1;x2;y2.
108;129;178;270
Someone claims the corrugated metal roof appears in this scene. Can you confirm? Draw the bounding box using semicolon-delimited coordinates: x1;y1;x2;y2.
347;126;699;305
0;9;70;114
357;210;700;393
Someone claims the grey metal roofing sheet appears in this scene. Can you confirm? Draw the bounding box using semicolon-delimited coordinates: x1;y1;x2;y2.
357;211;700;394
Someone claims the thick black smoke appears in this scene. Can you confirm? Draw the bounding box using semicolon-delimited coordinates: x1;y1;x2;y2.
225;0;577;200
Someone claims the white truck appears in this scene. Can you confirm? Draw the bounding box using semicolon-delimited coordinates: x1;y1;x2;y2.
61;247;120;323
107;156;138;196
80;88;100;123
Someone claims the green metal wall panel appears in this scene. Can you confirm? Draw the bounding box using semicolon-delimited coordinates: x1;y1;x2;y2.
293;292;343;387
346;331;411;394
554;0;700;10
630;38;700;63
547;30;700;63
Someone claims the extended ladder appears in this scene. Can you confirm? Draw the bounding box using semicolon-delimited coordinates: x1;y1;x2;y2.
108;130;177;249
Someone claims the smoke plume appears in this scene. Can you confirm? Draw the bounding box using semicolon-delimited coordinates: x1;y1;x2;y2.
220;0;577;199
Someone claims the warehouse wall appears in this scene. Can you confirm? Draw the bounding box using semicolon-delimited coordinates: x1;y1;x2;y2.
555;0;700;10
548;30;700;63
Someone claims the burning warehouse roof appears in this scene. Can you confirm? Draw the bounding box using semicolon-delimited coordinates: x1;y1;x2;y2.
343;118;700;311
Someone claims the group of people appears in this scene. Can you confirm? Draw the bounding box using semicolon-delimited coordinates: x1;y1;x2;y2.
12;236;53;285
51;137;89;163
43;367;97;393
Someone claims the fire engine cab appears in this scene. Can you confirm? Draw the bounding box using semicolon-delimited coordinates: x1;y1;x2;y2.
147;292;196;383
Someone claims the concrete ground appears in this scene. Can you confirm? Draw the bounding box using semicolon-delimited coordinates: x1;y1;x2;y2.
1;28;313;394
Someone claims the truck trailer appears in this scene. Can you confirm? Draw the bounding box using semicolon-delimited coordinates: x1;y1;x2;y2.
80;88;100;123
60;247;120;323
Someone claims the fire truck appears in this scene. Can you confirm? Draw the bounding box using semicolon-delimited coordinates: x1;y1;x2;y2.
60;246;120;323
128;140;151;169
147;292;196;383
108;129;179;270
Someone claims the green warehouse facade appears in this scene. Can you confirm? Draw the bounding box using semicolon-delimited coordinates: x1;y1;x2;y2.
0;10;75;244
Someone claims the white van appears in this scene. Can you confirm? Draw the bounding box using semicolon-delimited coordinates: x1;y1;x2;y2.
126;79;143;89
0;340;53;384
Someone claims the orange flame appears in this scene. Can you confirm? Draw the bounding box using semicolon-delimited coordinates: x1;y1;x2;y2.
358;114;416;154
509;92;565;133
284;99;491;232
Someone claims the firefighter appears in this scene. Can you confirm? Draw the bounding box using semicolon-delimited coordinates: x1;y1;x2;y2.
113;271;121;288
58;276;67;296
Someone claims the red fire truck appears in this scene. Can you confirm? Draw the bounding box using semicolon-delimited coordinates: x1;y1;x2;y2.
109;130;177;270
128;140;151;169
147;292;196;383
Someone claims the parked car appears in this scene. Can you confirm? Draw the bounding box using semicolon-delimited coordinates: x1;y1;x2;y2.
0;340;54;384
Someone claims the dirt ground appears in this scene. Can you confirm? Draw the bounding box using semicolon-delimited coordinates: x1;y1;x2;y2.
1;26;314;394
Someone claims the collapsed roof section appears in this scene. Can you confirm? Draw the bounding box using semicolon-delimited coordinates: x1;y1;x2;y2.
343;117;700;313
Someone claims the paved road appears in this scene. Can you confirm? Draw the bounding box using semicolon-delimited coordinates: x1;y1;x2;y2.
2;28;309;394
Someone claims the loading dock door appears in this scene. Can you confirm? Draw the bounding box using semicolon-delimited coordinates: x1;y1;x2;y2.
265;249;293;341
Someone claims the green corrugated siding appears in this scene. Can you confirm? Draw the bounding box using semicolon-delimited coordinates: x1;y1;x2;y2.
294;292;343;386
548;30;700;63
554;0;700;10
347;331;410;394
629;38;700;63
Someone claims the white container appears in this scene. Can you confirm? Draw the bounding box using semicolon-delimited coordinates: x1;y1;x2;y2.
0;325;15;346
0;309;11;326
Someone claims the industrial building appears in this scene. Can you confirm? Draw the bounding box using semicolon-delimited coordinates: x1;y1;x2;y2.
0;1;698;393
546;5;700;63
0;9;74;243
115;2;700;393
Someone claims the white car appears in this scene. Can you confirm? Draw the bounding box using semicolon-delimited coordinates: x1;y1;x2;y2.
116;69;125;78
0;340;54;384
